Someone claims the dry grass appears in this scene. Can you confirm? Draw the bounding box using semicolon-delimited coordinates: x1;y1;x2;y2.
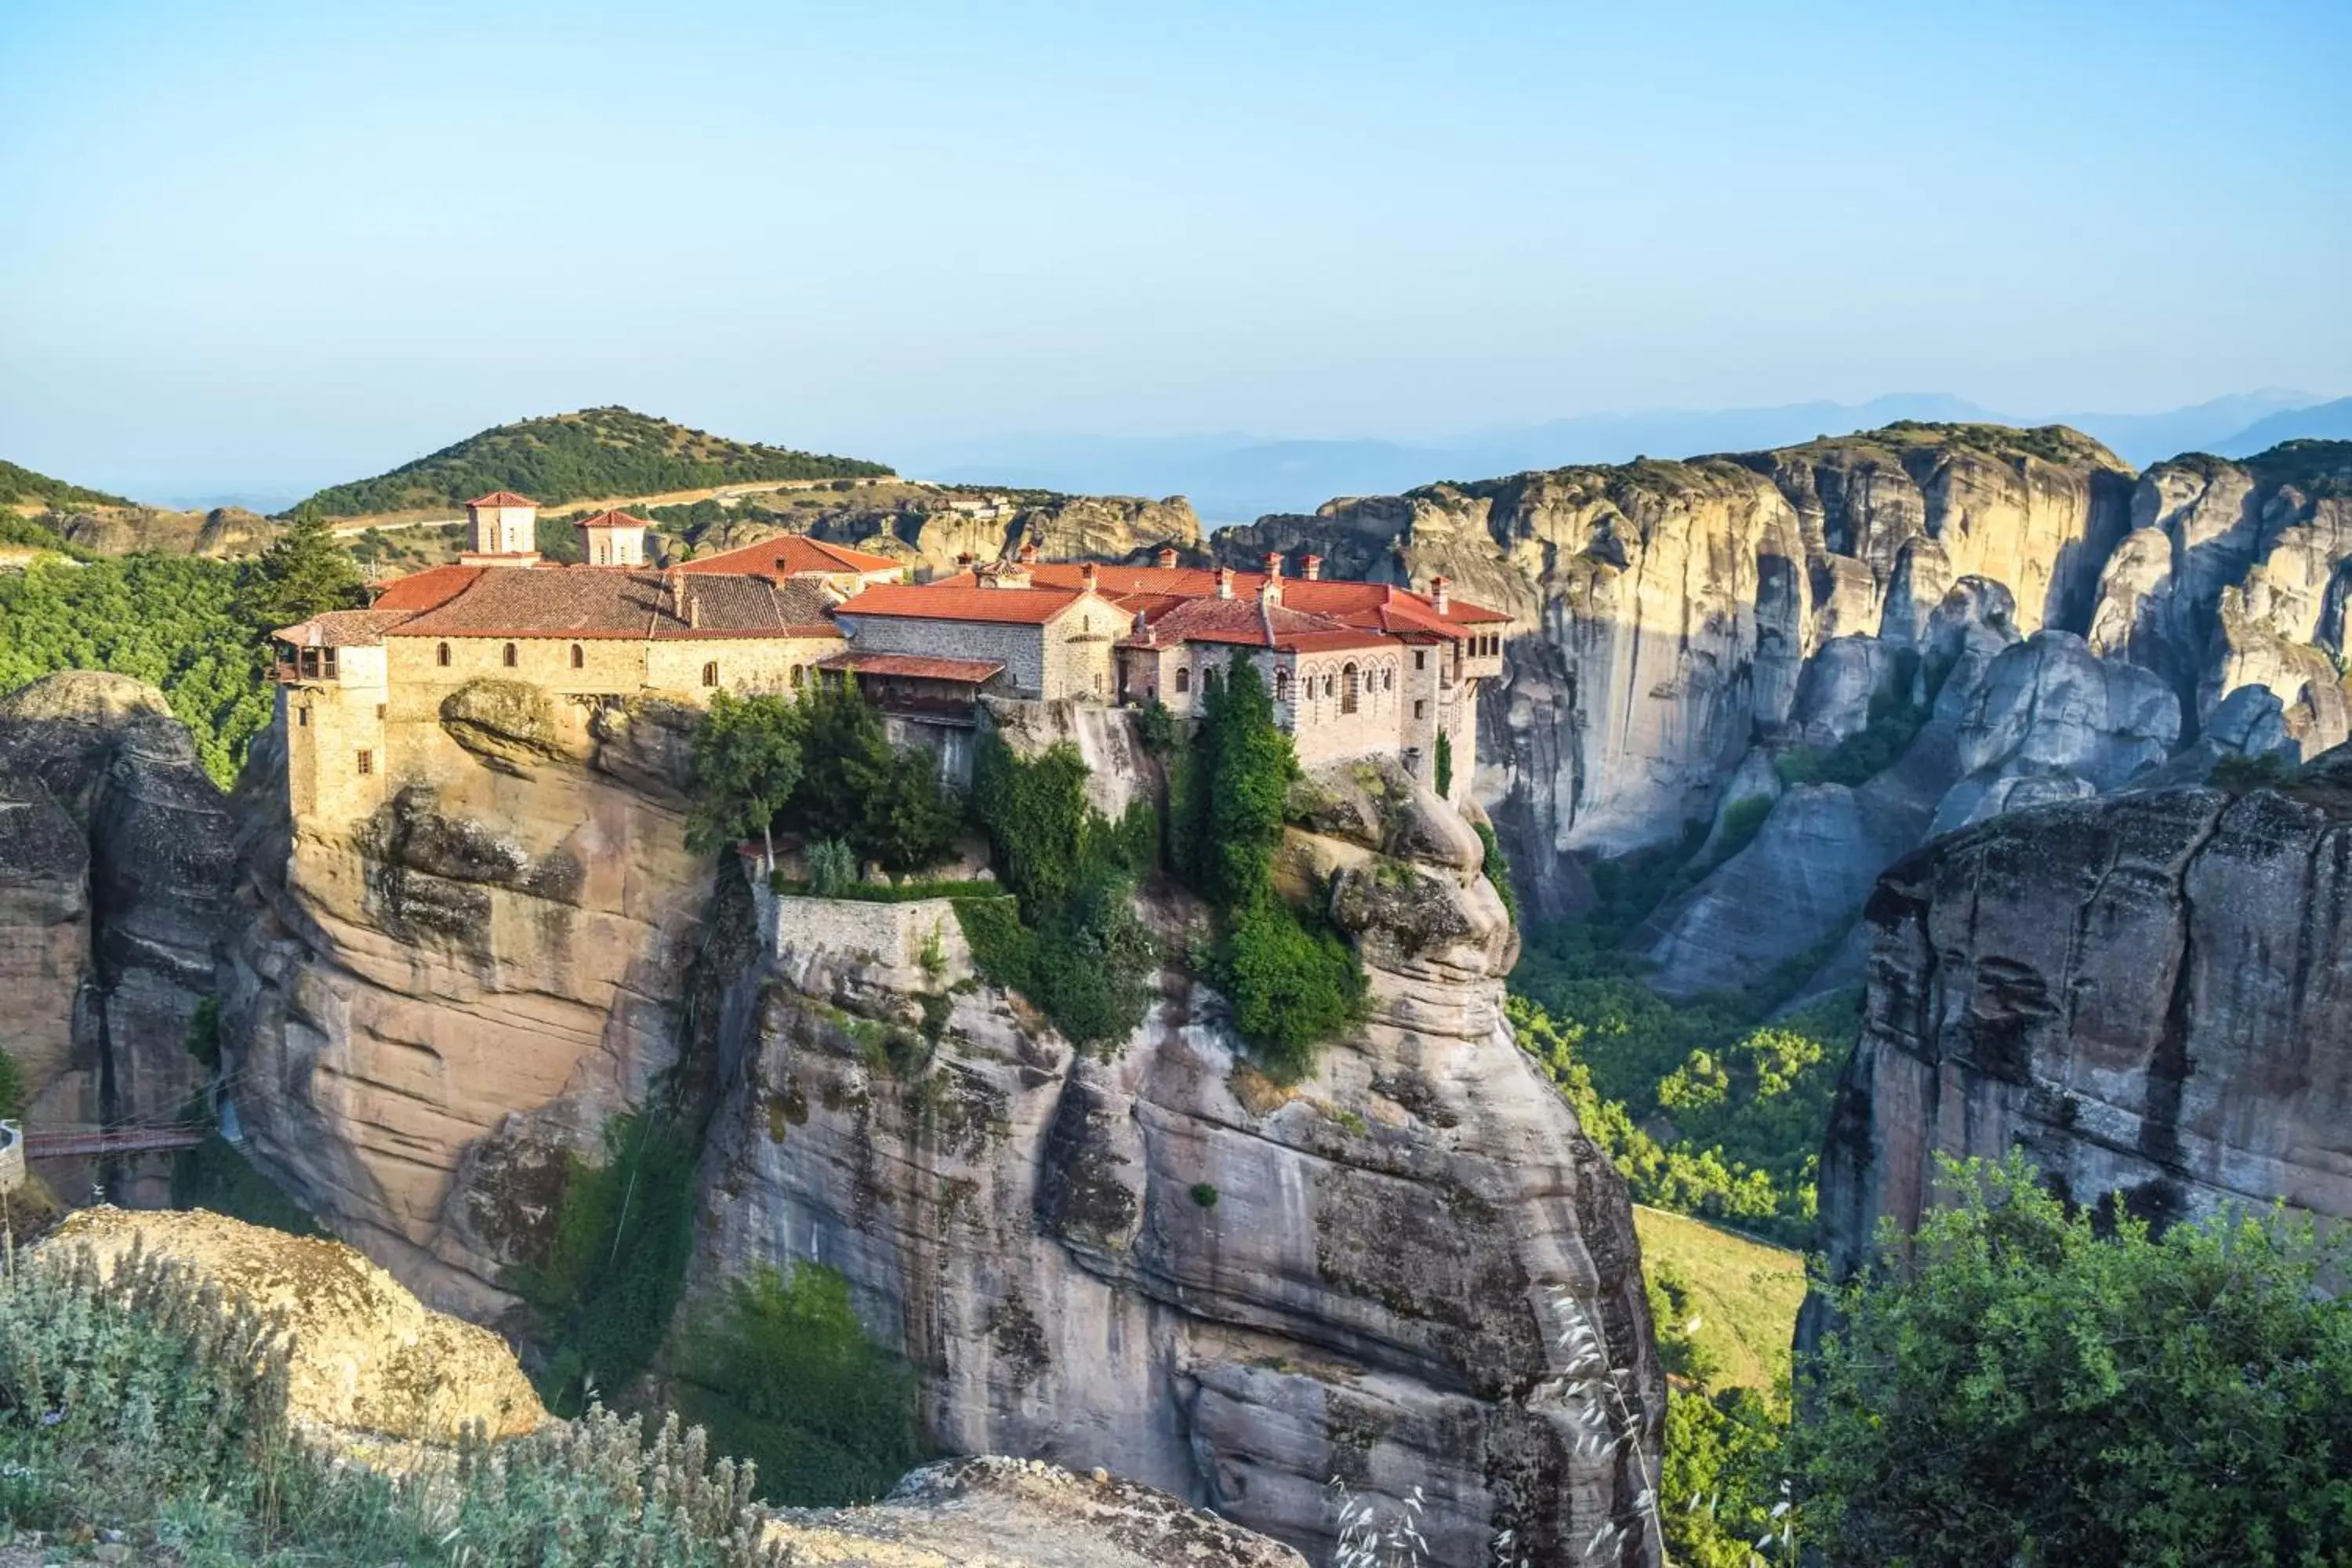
1633;1203;1807;1392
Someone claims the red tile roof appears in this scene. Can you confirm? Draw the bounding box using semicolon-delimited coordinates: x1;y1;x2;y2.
269;608;417;648
368;565;485;613
464;491;539;508
1000;561;1507;636
833;582;1092;626
575;509;650;530
816;651;1006;684
681;534;905;580
390;568;841;640
1119;594;1390;654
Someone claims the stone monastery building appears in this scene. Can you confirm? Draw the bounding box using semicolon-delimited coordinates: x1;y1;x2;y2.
271;492;1506;824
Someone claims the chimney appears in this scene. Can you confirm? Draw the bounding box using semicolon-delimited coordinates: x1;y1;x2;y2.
956;552;975;568
1156;546;1178;569
1258;572;1279;607
1018;539;1039;564
1431;574;1450;614
1215;565;1234;600
1302;553;1323;581
1080;561;1098;592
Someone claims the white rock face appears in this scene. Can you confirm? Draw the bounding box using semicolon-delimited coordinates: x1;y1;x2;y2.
695;777;1659;1566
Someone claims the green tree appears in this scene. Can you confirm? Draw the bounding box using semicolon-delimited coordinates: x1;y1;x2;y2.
236;503;365;637
686;690;804;873
0;1045;24;1121
789;680;958;874
659;1263;922;1507
1791;1152;2352;1566
1434;728;1453;797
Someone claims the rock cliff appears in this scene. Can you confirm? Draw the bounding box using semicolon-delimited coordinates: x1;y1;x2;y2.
220;691;721;1319
1219;423;2140;926
0;673;234;1193
696;760;1658;1564
1812;750;2352;1327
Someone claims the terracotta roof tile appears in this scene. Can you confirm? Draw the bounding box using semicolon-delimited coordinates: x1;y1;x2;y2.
268;608;416;648
575;509;650;530
368;564;485;613
834;582;1091;626
681;534;906;579
390;568;841;640
1119;594;1389;654
464;491;539;508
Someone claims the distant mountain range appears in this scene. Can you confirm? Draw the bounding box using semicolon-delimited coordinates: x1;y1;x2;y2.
898;390;2341;524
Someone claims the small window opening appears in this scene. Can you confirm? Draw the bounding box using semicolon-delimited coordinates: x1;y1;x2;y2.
702;661;720;688
503;643;518;668
570;643;585;670
437;642;451;667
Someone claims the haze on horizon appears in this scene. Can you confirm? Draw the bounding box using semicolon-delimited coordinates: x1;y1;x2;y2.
2;0;2347;506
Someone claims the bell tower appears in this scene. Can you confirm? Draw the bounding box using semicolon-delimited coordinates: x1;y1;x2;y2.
462;491;541;564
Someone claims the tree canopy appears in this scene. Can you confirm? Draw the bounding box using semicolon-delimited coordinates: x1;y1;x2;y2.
236;504;365;637
685;691;805;872
1791;1153;2352;1566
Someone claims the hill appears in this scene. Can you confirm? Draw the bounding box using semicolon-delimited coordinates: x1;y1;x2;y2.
0;458;134;510
295;406;895;517
2220;396;2352;457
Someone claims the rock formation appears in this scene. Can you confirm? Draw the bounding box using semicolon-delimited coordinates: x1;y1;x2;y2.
0;673;235;1190
696;757;1659;1564
38;1205;547;1440
1811;750;2352;1330
220;691;724;1319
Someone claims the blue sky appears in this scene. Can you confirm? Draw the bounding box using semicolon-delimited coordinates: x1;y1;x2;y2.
2;0;2347;500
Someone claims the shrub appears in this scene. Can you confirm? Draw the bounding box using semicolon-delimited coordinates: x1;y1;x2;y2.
805;836;858;895
1189;1181;1219;1209
1221;895;1363;1082
1472;818;1516;924
792;681;960;874
184;994;222;1069
673;1264;920;1507
1790;1152;2352;1566
1434;728;1453;798
1134;696;1180;756
0;1045;23;1122
506;1110;700;1416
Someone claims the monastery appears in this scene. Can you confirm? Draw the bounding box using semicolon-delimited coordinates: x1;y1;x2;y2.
270;492;1508;826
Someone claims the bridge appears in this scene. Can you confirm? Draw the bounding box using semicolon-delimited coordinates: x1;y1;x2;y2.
21;1125;209;1160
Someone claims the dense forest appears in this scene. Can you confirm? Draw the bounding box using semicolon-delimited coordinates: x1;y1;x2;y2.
0;458;134;510
297;407;893;517
0;555;270;786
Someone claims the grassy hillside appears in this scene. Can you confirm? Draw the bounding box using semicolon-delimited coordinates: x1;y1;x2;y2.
0;458;134;510
296;406;894;517
1634;1205;1806;1392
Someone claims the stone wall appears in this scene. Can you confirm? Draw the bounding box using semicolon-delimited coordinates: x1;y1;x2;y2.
843;606;1116;701
756;887;975;995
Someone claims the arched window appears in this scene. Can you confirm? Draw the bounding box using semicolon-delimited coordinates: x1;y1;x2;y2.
790;665;805;689
1381;666;1394;692
1275;668;1293;703
1174;667;1190;694
437;642;451;667
702;661;720;688
1323;673;1336;699
570;644;585;670
503;643;517;668
1341;662;1359;713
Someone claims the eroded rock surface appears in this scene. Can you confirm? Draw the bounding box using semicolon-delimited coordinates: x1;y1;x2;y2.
38;1206;546;1440
698;764;1658;1564
221;694;720;1317
1811;753;2352;1337
0;673;234;1179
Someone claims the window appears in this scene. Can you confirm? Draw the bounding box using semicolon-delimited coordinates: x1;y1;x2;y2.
437;642;451;667
1275;669;1293;703
1174;667;1190;694
1341;662;1359;714
791;665;805;689
503;643;518;668
1382;668;1394;692
1414;699;1427;719
570;644;585;670
702;661;720;688
1414;650;1426;671
1323;674;1335;699
355;749;373;776
297;707;308;728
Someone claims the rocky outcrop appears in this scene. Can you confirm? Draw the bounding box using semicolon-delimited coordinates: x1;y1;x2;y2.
764;1457;1307;1567
1219;424;2138;919
220;693;723;1318
697;761;1659;1565
38;1206;547;1440
0;673;234;1189
1812;752;2352;1326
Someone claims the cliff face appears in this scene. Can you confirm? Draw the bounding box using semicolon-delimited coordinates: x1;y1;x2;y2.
1813;754;2352;1319
220;691;718;1317
0;673;234;1189
1219;425;2140;927
696;760;1658;1565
